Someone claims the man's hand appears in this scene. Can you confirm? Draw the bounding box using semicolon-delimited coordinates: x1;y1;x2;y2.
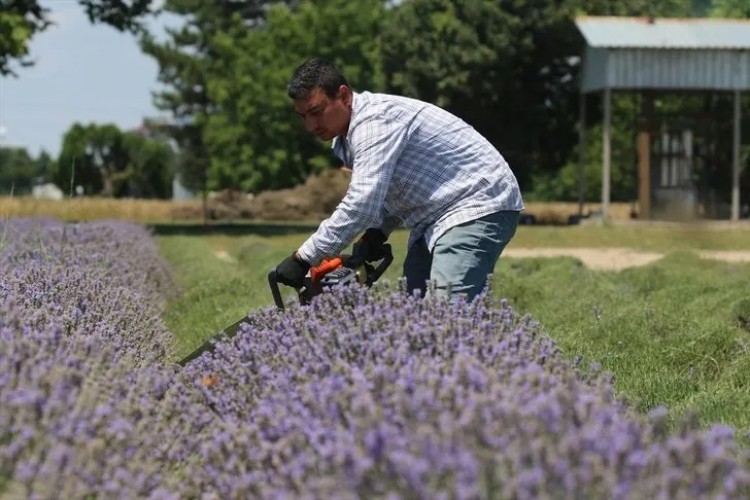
353;228;388;262
276;252;310;288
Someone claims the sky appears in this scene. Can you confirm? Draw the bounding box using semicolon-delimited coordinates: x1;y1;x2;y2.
0;0;176;158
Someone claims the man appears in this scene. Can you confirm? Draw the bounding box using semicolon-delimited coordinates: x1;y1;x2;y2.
275;57;524;301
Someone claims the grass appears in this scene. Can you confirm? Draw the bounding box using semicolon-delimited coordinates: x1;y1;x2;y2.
157;223;750;442
499;252;750;433
510;222;750;250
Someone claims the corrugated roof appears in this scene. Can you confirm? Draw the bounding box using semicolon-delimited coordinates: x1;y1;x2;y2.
576;16;750;50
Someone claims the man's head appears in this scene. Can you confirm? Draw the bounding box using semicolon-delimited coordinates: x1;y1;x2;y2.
288;58;352;141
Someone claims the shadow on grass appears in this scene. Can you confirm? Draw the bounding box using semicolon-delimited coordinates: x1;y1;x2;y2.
148;221;321;237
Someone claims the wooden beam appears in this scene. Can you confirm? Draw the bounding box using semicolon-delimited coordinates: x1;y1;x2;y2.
602;88;612;220
578;92;586;218
638;131;651;219
637;91;655;220
732;89;741;222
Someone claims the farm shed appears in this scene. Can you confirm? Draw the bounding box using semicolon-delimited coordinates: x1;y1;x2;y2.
575;16;750;221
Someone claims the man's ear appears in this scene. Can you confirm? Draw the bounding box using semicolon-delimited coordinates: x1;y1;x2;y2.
339;85;352;106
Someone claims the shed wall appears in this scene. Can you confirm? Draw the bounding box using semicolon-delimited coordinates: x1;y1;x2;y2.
582;48;750;92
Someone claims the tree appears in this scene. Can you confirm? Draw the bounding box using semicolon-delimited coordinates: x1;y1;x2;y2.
55;123;125;196
529;94;641;203
710;0;750;17
0;146;49;194
380;0;585;191
0;0;156;76
54;122;174;198
122;130;176;199
380;0;706;195
202;0;386;193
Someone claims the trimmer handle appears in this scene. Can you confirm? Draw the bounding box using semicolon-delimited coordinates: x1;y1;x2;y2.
368;244;393;285
268;269;285;310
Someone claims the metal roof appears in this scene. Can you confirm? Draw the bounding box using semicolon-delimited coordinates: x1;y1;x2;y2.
575;16;750;50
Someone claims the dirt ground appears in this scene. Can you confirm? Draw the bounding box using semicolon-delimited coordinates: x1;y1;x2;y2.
502;248;750;271
213;246;750;270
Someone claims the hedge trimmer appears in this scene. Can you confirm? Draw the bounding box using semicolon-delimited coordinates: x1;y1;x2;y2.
177;245;393;366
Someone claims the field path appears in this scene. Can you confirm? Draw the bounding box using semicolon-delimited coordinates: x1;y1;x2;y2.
211;247;750;271
504;247;750;271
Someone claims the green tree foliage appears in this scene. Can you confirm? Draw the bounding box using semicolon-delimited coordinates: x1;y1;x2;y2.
121;131;176;199
0;1;49;76
0;0;155;76
529;94;640;203
380;0;705;194
203;0;386;193
136;0;741;199
0;146;52;194
381;0;589;191
140;1;299;198
143;0;384;194
574;0;699;17
710;0;750;17
55;123;126;196
54;123;175;198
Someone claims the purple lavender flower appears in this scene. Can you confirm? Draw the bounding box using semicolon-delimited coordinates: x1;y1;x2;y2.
2;217;749;499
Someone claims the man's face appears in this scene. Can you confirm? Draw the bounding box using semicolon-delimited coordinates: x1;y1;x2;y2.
293;85;351;141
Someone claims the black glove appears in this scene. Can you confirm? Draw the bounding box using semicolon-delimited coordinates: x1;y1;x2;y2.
276;252;310;289
352;228;388;262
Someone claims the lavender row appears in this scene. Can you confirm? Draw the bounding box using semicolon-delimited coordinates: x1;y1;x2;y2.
1;217;749;499
181;285;750;499
0;218;186;497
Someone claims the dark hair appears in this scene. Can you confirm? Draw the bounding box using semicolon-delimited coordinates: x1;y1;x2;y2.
287;57;349;100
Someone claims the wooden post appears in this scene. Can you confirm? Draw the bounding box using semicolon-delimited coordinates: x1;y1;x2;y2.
732;89;741;222
638;91;655;220
637;132;651;219
602;87;612;220
578;92;586;218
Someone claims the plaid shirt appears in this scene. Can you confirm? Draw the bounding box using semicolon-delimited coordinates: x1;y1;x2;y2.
297;91;524;264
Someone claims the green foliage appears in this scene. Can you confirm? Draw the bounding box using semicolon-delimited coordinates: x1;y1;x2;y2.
77;0;154;31
157;233;295;354
0;147;52;195
53;122;175;198
710;0;750;16
0;1;49;75
381;0;583;191
121;132;176;199
139;0;264;196
574;0;699;17
9;0;740;199
528;94;640;202
55;123;127;196
380;0;711;194
203;0;386;193
0;0;155;76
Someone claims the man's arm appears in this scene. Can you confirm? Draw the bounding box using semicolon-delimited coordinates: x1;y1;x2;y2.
296;115;409;264
379;211;403;237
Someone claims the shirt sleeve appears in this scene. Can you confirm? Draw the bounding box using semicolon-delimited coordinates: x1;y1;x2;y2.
378;208;402;237
297;115;408;264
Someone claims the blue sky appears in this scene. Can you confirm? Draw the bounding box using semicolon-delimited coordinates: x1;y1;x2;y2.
0;0;175;158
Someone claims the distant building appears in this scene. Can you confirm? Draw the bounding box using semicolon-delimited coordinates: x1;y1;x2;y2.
172;174;195;201
575;16;750;221
32;183;64;200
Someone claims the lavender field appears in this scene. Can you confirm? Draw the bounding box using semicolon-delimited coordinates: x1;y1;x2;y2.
2;218;749;498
